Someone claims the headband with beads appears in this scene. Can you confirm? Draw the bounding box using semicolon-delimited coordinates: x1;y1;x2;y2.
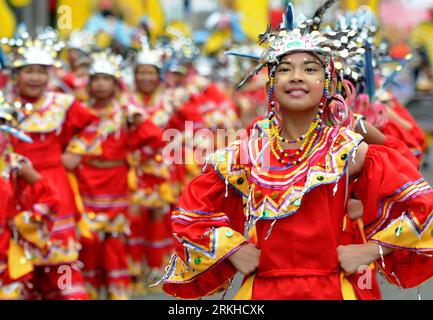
66;29;95;54
89;50;124;79
135;35;164;70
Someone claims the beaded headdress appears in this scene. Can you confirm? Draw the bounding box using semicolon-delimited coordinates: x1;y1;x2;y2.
226;0;366;89
89;50;123;79
0;92;32;143
135;36;164;70
161;27;200;74
1;28;64;69
66;29;95;54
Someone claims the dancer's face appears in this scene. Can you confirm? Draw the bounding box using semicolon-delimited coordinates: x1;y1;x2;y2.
166;71;185;88
274;52;326;113
89;73;117;100
135;64;160;95
68;49;81;68
15;65;49;99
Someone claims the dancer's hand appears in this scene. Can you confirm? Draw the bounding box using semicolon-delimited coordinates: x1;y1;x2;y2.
62;152;82;171
18;162;41;184
228;243;260;275
337;243;392;276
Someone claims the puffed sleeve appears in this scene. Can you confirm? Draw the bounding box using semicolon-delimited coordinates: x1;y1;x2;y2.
353;145;433;288
391;99;426;151
167;99;204;132
60;99;97;148
162;141;251;299
162;167;247;299
13;176;60;250
382;120;423;164
383;134;420;169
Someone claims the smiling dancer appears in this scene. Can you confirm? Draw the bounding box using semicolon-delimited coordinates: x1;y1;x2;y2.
0;93;61;300
161;1;433;300
64;50;164;299
2;29;97;300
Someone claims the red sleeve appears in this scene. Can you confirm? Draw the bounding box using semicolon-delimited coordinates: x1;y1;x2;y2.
167;99;204;132
162;167;247;299
62;72;76;89
383;134;420;168
391;98;426;151
0;179;13;276
127;118;165;151
15;176;59;222
61;99;97;149
353;145;433;288
382;120;423;163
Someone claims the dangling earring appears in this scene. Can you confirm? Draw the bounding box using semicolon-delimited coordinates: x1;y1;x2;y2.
324;66;352;127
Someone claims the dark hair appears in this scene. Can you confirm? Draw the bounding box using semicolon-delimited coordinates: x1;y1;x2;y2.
89;73;118;83
13;64;49;76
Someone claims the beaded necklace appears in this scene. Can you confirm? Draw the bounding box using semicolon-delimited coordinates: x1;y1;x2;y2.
267;63;332;165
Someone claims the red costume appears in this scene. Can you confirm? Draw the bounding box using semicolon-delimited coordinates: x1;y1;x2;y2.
380;93;426;163
162;125;433;299
126;89;180;283
9;92;95;299
66;100;163;299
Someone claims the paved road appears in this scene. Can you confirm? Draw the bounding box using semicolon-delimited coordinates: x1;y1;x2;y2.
136;147;433;300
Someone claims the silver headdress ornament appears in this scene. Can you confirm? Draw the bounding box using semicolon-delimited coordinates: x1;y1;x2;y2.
89;50;123;79
158;27;200;75
66;29;95;53
0;27;64;69
165;26;200;62
225;0;366;89
332;5;379;81
0;92;33;143
135;35;164;70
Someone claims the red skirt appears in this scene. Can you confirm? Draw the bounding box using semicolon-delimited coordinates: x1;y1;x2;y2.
77;164;129;219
